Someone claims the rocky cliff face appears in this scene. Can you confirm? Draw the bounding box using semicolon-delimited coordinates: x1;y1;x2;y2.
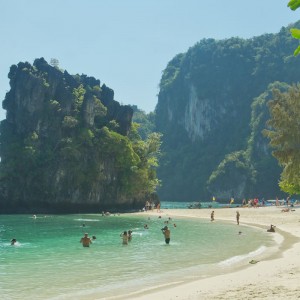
206;82;289;200
0;58;145;213
156;23;300;201
3;59;132;137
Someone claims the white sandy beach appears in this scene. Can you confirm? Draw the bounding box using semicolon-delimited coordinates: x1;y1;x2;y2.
124;206;300;300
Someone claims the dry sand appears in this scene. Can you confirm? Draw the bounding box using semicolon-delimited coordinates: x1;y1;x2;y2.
126;206;300;300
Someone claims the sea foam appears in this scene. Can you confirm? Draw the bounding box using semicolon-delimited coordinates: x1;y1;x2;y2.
218;245;266;266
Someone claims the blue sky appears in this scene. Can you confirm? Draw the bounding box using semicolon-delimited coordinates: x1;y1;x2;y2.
0;0;299;120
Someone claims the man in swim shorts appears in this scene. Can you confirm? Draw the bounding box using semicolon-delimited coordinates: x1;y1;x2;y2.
80;233;92;247
161;226;171;244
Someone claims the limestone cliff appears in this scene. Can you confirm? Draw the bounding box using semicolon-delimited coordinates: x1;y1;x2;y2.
206;82;290;200
156;23;300;201
0;58;157;213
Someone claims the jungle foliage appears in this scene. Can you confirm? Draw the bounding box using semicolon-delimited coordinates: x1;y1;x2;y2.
155;21;300;201
131;105;156;140
264;85;300;195
0;59;161;212
288;0;300;55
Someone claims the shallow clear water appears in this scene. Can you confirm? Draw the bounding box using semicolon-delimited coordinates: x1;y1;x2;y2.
0;213;274;299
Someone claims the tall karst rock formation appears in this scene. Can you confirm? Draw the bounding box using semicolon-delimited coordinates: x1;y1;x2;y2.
0;58;155;213
155;22;300;201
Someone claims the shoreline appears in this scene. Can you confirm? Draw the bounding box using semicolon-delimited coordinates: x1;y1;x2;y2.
120;206;300;300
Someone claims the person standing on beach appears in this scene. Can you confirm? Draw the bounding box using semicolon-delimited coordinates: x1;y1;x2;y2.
236;211;240;225
80;233;92;247
156;202;161;212
210;210;215;222
161;226;171;244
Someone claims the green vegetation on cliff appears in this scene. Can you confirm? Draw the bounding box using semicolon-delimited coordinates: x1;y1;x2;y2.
155;22;300;201
131;105;156;140
207;82;290;200
264;84;300;195
0;58;161;213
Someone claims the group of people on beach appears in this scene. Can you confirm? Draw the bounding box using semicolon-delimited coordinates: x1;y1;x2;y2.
242;198;260;207
25;200;282;250
12;206;278;248
144;201;161;212
210;210;275;233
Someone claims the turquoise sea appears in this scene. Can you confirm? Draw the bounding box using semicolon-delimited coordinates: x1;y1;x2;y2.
0;211;275;300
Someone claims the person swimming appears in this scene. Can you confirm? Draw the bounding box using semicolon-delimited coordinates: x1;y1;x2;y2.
11;238;17;245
